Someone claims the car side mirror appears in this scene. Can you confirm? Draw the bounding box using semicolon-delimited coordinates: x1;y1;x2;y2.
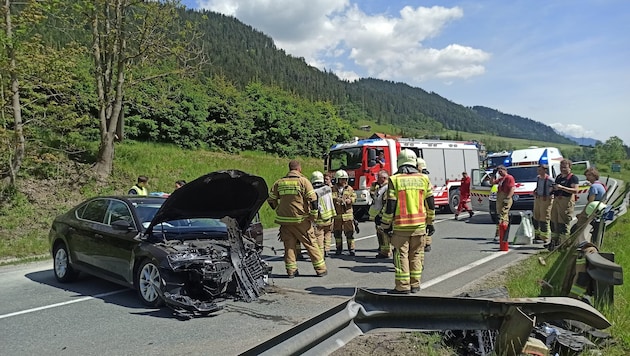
111;219;134;231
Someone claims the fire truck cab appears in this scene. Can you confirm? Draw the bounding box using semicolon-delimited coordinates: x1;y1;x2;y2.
325;137;480;218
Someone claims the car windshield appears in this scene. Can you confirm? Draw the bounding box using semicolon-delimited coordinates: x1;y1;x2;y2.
329;147;363;171
485;155;508;169
133;202;227;234
507;166;539;183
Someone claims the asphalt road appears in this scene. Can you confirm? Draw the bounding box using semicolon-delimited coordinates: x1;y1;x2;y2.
0;211;543;356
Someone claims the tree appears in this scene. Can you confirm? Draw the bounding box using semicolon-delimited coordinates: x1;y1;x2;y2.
0;0;47;188
69;0;204;179
596;136;627;163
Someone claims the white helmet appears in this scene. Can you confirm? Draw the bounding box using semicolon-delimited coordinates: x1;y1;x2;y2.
335;169;349;179
585;201;606;216
311;171;324;184
416;157;427;169
397;149;417;168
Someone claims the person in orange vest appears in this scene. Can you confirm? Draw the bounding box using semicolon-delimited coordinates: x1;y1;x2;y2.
380;149;435;294
267;160;327;278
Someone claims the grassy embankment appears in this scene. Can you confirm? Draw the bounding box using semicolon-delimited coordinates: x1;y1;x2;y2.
0;142;322;261
494;170;630;353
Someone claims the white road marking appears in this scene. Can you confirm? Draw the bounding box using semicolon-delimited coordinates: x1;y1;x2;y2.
0;289;128;320
420;251;506;290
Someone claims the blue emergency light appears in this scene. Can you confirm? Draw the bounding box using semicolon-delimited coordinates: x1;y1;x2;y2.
539;149;549;165
503;155;512;167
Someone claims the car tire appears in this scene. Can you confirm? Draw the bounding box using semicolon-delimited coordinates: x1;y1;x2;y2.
448;189;460;214
53;242;78;283
136;259;165;307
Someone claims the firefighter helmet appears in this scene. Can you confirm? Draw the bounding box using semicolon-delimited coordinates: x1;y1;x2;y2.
585;201;606;216
311;171;324;184
335;169;349;179
416;157;427;169
397;149;417;168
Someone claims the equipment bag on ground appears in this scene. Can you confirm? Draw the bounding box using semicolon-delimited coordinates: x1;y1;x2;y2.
512;211;534;245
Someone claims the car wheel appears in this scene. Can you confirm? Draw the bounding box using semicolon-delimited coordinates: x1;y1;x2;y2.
53;242;78;283
136;259;165;307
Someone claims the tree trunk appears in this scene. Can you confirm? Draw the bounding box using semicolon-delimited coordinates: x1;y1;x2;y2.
4;0;25;186
94;131;115;179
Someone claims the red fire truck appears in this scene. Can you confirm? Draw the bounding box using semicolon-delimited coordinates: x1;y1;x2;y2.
324;137;481;218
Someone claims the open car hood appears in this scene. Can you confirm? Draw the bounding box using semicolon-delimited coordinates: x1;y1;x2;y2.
146;170;269;234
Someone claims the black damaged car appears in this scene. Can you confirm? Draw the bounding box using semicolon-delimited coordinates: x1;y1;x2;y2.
48;170;270;317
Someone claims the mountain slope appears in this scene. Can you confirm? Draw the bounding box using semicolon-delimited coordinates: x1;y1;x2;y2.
187;9;575;145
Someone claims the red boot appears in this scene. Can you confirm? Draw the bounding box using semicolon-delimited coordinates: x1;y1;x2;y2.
498;221;509;251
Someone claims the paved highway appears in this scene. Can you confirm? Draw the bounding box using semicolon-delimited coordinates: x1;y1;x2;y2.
0;211;542;356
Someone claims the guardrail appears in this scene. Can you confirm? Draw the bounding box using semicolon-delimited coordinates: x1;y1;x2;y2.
241;289;610;356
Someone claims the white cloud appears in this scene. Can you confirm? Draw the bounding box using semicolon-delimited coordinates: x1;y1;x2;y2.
197;1;490;83
549;123;595;139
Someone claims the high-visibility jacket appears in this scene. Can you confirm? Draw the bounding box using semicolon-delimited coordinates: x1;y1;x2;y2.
268;170;317;225
332;184;356;222
382;173;434;232
128;185;148;196
368;183;388;220
314;184;335;225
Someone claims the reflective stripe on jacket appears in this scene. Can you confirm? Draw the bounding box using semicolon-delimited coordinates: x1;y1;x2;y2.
332;185;356;221
314;185;336;224
268;170;316;225
382;173;434;231
368;183;388;220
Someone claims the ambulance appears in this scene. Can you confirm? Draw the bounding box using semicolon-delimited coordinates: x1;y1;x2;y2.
469;146;592;223
325;137;480;217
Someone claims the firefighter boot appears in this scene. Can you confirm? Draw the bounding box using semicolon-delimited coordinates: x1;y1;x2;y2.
499;221;509;251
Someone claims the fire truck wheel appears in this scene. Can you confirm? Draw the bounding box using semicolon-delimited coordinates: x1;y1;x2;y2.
448;189;460;214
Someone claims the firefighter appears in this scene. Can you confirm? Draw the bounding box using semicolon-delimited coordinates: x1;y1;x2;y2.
311;171;336;257
380;149;435;294
455;171;474;220
332;169;357;256
533;164;554;243
267;160;327;278
547;159;579;251
369;170;390;258
492;165;515;246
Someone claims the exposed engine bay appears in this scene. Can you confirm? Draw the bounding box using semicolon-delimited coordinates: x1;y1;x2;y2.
156;218;270;318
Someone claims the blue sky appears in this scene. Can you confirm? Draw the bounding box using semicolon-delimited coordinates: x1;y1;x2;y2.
181;0;630;145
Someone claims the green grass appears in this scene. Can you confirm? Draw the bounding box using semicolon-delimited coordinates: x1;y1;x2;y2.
0;141;324;261
497;167;630;353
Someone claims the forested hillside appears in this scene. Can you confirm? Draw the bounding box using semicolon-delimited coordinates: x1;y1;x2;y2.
1;1;578;188
185;9;574;143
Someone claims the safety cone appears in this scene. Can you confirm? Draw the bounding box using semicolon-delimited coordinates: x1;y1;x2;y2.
498;221;509;251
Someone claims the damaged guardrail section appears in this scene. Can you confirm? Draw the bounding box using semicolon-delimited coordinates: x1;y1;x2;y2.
241;288;610;356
